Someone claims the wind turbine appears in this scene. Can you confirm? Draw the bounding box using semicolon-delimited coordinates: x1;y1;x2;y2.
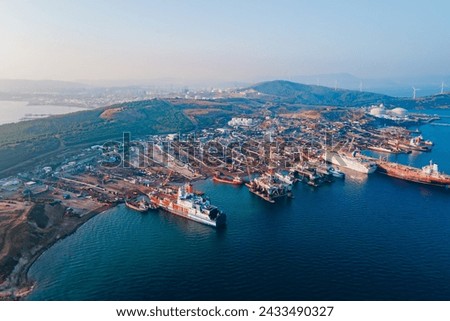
412;86;420;99
441;81;447;94
334;80;338;91
359;81;363;92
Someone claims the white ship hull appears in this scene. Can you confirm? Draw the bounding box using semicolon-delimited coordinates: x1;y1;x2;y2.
188;213;218;227
323;152;377;174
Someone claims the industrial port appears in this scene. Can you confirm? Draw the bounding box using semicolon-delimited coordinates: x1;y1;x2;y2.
0;105;445;217
0;103;447;299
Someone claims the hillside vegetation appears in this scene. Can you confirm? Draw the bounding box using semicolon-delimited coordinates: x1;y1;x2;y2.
248;80;450;109
249;80;397;107
1;81;449;176
0;99;194;175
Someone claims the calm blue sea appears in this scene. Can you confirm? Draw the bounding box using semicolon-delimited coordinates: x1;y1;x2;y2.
27;110;450;300
0;100;87;125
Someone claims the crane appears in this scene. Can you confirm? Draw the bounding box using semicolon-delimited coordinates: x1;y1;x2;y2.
160;170;173;187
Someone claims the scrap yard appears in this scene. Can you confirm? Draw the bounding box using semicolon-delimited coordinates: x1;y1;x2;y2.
0;105;443;213
0;102;446;299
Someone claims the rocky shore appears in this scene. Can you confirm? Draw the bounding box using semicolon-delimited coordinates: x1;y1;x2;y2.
0;200;115;300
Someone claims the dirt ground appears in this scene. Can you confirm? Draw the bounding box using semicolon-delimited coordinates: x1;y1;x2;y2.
0;197;112;300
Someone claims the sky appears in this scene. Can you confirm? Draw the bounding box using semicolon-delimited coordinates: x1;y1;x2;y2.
0;0;449;84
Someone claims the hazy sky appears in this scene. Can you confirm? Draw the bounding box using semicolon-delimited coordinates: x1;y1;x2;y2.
1;0;449;83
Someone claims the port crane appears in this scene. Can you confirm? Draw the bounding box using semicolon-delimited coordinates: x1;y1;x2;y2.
245;155;253;183
160;170;173;187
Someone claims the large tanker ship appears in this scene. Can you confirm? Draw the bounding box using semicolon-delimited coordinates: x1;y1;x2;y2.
149;183;226;228
377;160;450;188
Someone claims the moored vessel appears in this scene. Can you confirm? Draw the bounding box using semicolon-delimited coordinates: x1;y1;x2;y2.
377;160;450;188
322;151;377;174
328;166;345;178
125;199;150;212
409;136;432;152
149;183;226;227
367;145;401;154
246;170;293;203
212;175;243;185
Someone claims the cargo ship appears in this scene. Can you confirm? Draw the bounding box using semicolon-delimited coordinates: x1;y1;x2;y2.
212;175;243;185
322;151;377;174
149;183;226;228
377;160;450;188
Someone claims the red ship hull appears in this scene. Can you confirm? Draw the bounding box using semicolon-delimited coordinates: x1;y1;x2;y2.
212;176;243;185
377;162;450;188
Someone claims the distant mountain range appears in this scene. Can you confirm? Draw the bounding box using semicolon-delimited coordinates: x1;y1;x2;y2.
0;80;449;176
246;80;393;107
1;75;449;97
1;78;449;110
0;79;91;93
285;73;450;98
245;80;450;109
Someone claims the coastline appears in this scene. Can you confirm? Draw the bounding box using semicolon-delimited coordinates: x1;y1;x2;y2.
0;203;116;301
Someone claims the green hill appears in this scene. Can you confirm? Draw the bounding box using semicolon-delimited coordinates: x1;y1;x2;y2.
248;80;396;107
1;84;449;177
0;99;194;175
